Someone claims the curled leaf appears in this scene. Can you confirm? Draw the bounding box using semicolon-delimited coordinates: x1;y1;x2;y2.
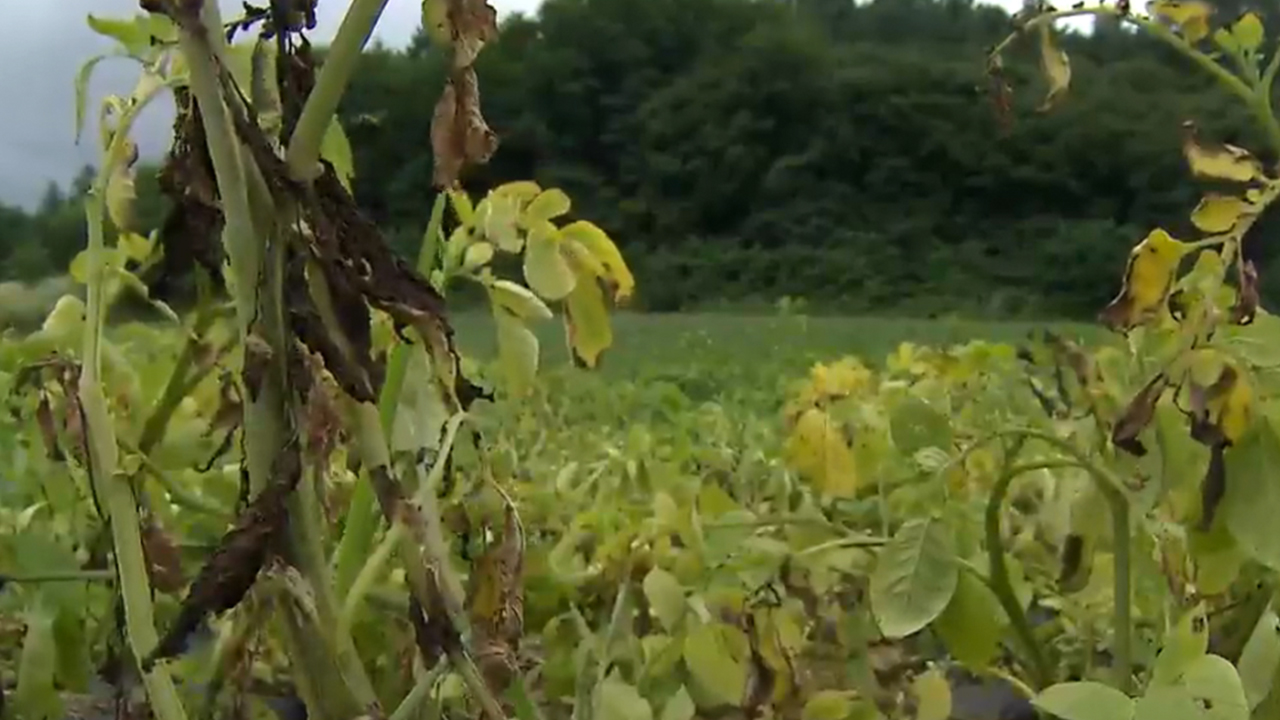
1181;122;1264;183
1037;24;1071;111
1099;228;1192;331
1149;0;1215;44
105;138;140;231
560;220;635;303
430;68;497;188
1112;373;1169;457
488;279;553;321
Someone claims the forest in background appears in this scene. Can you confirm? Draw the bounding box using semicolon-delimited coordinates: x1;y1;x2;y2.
3;0;1279;317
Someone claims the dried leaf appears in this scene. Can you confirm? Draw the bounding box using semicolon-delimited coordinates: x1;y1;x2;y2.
1112;373;1169;457
430;68;498;189
1230;260;1259;325
1200;441;1227;531
1037;24;1071;111
467;502;524;692
1181;121;1265;183
141;518;186;595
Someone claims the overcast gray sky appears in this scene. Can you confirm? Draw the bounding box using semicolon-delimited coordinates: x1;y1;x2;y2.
1;0;1052;210
0;0;541;209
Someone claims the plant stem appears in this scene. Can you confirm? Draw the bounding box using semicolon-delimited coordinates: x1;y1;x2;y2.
284;0;389;180
136;304;222;455
1;570;115;584
389;659;447;720
985;457;1057;690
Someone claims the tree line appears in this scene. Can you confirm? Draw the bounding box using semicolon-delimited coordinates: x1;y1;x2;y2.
3;0;1279;318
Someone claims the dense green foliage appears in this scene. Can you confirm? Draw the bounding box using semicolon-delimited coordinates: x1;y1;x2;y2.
6;0;1280;316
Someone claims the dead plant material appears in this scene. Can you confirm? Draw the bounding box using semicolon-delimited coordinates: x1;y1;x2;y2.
467;502;524;692
145;435;304;668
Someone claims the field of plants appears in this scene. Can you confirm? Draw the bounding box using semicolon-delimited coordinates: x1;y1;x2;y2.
7;1;1280;720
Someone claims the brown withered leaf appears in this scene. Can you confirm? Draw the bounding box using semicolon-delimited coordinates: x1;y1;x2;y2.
1230;259;1259;325
467;501;525;693
35;392;63;461
1112;373;1170;457
430;68;498;189
448;0;499;69
141;517;186;595
1188;364;1237;447
146;437;303;668
1199;441;1227;531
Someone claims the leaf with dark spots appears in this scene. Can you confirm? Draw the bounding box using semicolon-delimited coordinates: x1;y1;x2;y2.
1058;532;1087;590
1113;373;1169;457
467;502;524;693
146;437;303;669
1230;259;1259;325
285;261;376;403
409;592;459;670
1200;441;1228;531
35;392;63;461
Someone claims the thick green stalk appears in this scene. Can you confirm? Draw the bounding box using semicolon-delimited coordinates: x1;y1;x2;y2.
334;193;447;597
284;0;390;180
136;305;222;455
81;179;188;720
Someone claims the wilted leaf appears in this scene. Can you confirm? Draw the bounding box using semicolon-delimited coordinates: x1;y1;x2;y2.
493;308;538;397
488;279;553;321
1150;0;1215;44
430;68;498;188
1037;24;1071;111
1181;122;1264;183
1099;228;1192;331
1113;373;1169;456
1230;260;1259;325
1032;682;1134;720
560;219;635;303
784;407;858;498
564;269;613;369
1190;194;1249;233
870;517;958;638
1151;604;1208;686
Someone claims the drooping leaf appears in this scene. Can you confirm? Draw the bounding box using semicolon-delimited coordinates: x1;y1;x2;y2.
488;279;553;321
1175;654;1249;720
560;219;635;303
1150;0;1215;44
493;308;539;397
933;568;1005;667
1190;194;1250;233
1098;228;1192;331
105;138;139;231
564;270;613;369
1037;24;1071;111
682;622;750;708
869;517;958;638
430;67;498;188
784;407;858;498
1222;414;1280;570
1112;373;1169;457
1032;682;1135;720
1181;122;1265;183
523;222;576;301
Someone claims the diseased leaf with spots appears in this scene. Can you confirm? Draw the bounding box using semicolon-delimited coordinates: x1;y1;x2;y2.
1099;228;1192;331
1181;122;1265;183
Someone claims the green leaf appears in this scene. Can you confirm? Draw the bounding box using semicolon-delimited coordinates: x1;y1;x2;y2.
74;54;113;144
595;670;653;720
462;240;495;272
933;568;1004;667
682;621;750;708
888;394;952;455
913;668;952;720
321;117;356;191
478;194;524;252
642;567;686;632
106;153;137;231
493;308;538;397
86;13;155;57
1237;606;1280;710
1133;686;1203;720
524;188;572;225
1222;414;1280;570
14;601;61;720
1152;604;1208;686
1032;682;1134;720
1177;654;1249;720
489;279;553;321
1232;12;1265;53
870;517;958;638
660;687;696;720
523;222;576;301
802;690;858;720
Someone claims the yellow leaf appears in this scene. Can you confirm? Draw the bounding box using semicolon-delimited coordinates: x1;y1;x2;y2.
488;279;553;321
105;138;138;231
421;0;451;45
560;220;635;303
320;118;355;191
523;188;571;225
522;221;576;300
1098;228;1193;331
492;308;538;397
1232;12;1265;53
1037;25;1071;111
1182;122;1264;183
785;407;858;498
118;231;152;263
491;180;542;203
476;194;523;252
1190;194;1249;233
912;668;953;720
1150;0;1215;44
564;269;613;368
462;240;495;272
